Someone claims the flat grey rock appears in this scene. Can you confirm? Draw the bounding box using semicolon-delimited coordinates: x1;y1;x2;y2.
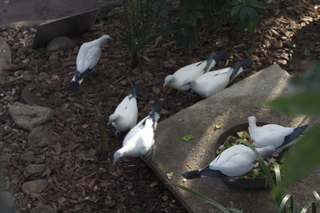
28;125;51;147
8;102;54;131
30;205;56;213
0;37;11;83
46;36;76;52
148;64;320;213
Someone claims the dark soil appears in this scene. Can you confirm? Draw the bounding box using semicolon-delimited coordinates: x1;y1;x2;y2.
0;1;319;212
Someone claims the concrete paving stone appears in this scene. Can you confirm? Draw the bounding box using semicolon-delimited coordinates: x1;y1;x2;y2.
148;64;320;213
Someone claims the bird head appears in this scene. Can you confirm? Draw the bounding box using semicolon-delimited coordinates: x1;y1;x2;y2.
181;78;193;87
113;150;123;165
163;75;173;87
101;35;113;43
108;114;118;125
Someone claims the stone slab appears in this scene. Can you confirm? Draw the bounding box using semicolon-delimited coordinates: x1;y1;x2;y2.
148;64;320;213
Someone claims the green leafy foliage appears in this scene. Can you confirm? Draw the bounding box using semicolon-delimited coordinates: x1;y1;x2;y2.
267;61;320;196
104;0;168;68
229;0;266;32
171;183;242;213
167;0;265;50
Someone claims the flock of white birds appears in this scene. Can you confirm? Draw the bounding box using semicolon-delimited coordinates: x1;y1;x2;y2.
66;35;308;180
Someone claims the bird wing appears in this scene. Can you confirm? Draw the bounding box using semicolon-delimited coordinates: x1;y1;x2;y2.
114;96;130;114
210;145;255;176
76;43;90;72
84;45;102;70
192;69;231;97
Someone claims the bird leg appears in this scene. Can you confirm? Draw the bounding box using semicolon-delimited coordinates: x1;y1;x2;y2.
143;144;155;162
183;90;194;99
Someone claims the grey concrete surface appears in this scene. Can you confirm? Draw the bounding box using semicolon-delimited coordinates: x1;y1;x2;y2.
0;0;121;28
148;64;320;213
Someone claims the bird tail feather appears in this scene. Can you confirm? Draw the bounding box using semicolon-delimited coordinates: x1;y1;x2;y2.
129;84;140;98
149;100;165;130
229;58;253;82
202;51;215;73
182;171;202;179
67;81;80;92
240;58;254;70
182;167;227;179
282;125;308;146
213;50;227;64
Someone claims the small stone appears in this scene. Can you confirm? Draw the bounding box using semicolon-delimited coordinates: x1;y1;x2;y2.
273;40;283;48
8;102;54;131
28;125;50;147
46;36;77;52
30;205;56;213
0;191;16;210
20;150;35;163
24;164;45;176
3;64;20;71
22;179;47;196
0;37;12;71
277;59;287;65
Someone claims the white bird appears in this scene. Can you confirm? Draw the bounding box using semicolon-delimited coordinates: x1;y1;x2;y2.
163;51;227;92
181;58;253;98
113;100;164;164
108;85;139;136
182;144;276;179
248;116;308;149
67;35;112;92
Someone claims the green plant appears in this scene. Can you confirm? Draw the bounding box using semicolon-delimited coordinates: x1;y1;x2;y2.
244;141;320;212
95;103;109;152
172;183;242;213
105;0;168;68
166;0;265;50
267;61;320;194
229;0;266;32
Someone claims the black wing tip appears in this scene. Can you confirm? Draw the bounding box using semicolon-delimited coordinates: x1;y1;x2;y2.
241;59;253;70
67;81;80;92
129;84;140;98
181;171;201;179
282;124;309;145
151;100;165;114
213;50;227;62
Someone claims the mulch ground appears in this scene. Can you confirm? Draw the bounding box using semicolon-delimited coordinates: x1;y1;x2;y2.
0;1;319;212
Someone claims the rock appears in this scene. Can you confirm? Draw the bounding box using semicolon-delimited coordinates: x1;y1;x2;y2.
0;37;11;83
8;102;54;131
20;150;35;163
24;164;45;176
46;36;76;52
28;125;50;147
30;205;56;213
0;191;16;211
22;179;47;196
0;37;11;71
3;64;20;71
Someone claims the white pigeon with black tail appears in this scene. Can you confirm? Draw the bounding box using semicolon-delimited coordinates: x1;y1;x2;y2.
113;100;164;164
248;116;308;149
181;58;253;98
67;35;112;92
108;85;139;136
163;51;227;92
182;144;275;179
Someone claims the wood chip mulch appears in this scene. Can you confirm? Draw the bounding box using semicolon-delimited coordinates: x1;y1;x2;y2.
0;1;319;212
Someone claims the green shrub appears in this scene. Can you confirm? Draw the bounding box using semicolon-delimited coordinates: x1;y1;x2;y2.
167;0;266;51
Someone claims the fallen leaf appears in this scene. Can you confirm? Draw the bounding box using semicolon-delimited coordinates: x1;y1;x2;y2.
215;124;223;129
166;172;173;179
181;133;194;142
